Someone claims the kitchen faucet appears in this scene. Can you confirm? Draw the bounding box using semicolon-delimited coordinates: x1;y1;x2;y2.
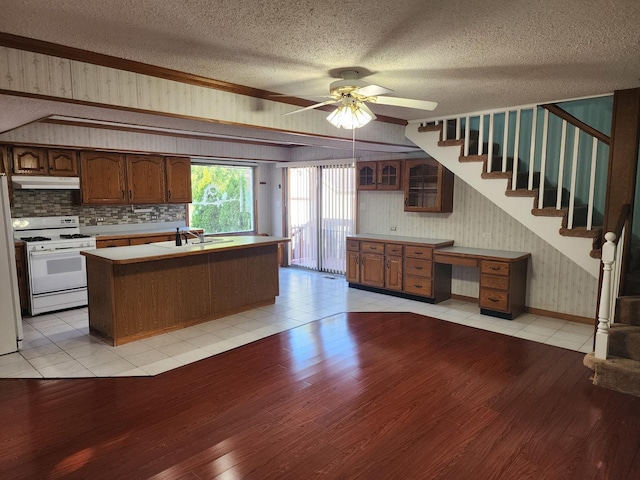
181;229;206;244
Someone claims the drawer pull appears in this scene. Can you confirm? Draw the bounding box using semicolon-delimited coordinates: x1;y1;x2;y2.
414;251;423;255
369;246;377;250
488;297;500;302
414;266;423;270
491;266;500;271
413;284;423;288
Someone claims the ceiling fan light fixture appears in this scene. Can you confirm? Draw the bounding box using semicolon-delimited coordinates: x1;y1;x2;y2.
326;102;375;129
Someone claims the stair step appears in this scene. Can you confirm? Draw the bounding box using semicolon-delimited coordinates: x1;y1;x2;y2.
615;296;640;326
583;352;640;397
610;324;640;362
445;122;479;141
468;140;501;156
488;155;516;173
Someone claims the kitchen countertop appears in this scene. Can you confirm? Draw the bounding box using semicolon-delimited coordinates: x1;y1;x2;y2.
82;235;289;265
347;233;454;247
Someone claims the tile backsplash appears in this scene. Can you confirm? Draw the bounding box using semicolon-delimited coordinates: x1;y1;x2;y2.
10;190;187;225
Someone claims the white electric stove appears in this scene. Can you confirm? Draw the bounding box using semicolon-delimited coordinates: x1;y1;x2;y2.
12;216;97;315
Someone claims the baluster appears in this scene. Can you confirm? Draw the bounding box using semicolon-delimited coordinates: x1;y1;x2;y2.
528;108;537;190
455;117;461;140
556;120;567;210
502;111;510;173
464;115;470;157
441;119;447;141
586;138;598;230
511;109;521;191
567;127;580;229
595;232;617;359
487;112;494;173
478;114;484;156
538;110;549;209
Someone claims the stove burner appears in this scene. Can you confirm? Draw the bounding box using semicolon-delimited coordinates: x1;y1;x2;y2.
20;236;52;242
60;234;91;239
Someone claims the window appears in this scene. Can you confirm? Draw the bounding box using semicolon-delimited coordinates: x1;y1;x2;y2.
189;164;255;234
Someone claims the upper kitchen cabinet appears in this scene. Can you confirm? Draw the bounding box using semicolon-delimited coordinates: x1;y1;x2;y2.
126;154;166;204
79;151;127;204
12;147;47;175
356;160;402;191
165;157;192;203
47;149;79;177
403;158;454;213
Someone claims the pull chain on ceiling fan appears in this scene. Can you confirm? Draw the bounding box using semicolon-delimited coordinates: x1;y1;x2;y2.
282;70;438;129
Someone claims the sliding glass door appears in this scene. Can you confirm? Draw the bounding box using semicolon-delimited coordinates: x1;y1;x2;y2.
288;163;356;274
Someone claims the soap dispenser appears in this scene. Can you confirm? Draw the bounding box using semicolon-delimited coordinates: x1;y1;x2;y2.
175;228;182;246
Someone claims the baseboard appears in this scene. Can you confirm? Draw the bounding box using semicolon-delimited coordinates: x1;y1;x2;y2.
450;294;594;325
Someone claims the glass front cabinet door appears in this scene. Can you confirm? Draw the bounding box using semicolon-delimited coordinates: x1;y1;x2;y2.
357;160;402;191
403;158;454;212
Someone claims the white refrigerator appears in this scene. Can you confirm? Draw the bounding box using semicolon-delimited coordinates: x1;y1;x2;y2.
0;174;22;355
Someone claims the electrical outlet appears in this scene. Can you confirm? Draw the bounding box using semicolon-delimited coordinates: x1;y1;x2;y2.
390;226;397;231
482;232;492;238
151;214;158;221
96;217;106;223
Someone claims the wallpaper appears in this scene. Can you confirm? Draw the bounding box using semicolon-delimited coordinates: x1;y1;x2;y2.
358;179;598;318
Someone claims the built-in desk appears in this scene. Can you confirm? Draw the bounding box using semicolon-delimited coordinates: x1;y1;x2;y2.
434;246;530;319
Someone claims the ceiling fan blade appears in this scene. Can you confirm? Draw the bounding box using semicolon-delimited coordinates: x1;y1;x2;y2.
371;96;438;111
358;102;377;120
356;84;393;97
282;99;339;116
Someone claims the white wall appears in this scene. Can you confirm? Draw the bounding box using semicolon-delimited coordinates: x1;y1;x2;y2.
358;178;598;318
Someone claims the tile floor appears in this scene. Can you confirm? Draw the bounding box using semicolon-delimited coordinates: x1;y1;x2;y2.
0;267;595;379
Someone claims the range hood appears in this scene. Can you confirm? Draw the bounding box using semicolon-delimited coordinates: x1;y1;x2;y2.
12;175;80;190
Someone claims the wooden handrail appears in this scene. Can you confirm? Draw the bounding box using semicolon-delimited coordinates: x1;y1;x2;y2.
541;103;610;145
612;203;631;241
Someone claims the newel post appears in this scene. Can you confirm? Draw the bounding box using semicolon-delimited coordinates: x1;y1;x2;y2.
595;232;617;359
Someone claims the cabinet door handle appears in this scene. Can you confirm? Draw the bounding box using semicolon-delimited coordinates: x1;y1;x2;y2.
168;190;172;199
386;260;390;268
129;190;132;199
121;191;125;199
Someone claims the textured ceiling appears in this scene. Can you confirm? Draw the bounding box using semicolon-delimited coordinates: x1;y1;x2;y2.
0;0;639;146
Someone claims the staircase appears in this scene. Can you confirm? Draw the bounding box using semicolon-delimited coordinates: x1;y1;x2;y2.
405;103;608;278
584;295;640;397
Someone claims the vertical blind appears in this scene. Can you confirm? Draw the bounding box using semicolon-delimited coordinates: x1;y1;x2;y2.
288;163;356;274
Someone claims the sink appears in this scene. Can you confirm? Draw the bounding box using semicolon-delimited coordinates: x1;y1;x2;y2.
154;238;234;249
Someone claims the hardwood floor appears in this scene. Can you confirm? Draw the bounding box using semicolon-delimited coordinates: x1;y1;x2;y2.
1;312;639;479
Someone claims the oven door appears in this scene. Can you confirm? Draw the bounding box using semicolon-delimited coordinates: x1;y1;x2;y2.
28;248;92;295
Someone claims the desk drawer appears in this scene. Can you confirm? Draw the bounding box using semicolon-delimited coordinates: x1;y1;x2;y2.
481;273;509;291
404;258;432;277
480;289;509;312
404;245;432;259
361;241;384;254
385;243;403;256
434;253;478;267
481;261;510;276
404;275;432;296
347;239;360;251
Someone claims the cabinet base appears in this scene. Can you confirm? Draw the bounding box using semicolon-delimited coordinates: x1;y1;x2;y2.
348;283;436;304
480;308;514;320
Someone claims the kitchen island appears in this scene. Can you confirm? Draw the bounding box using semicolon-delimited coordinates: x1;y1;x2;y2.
82;236;288;346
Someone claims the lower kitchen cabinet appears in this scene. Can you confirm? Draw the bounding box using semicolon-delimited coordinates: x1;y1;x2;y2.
346;235;454;302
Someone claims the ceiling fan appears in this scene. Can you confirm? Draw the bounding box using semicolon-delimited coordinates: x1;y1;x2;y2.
282;70;438;129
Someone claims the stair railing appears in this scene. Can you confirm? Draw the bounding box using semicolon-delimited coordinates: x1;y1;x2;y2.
594;204;630;359
429;96;610;231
